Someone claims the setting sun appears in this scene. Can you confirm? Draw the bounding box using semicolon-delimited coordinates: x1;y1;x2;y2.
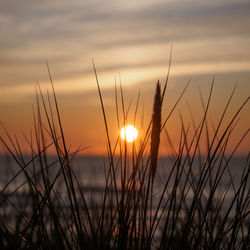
120;125;138;143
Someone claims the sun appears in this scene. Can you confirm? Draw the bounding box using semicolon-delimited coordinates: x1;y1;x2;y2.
120;125;138;143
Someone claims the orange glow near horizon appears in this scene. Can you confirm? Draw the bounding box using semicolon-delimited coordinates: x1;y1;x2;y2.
0;1;250;157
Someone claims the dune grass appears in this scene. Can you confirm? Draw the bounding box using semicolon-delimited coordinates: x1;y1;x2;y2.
0;63;249;249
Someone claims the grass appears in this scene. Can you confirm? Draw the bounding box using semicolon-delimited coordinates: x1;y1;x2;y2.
0;62;249;249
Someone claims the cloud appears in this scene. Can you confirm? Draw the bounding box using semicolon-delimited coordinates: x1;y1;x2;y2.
0;0;250;98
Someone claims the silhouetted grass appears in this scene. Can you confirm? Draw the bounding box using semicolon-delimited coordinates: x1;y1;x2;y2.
0;63;249;249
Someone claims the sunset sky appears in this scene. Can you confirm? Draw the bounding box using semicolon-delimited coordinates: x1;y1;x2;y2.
0;0;249;155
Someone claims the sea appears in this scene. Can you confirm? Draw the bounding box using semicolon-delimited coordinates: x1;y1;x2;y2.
0;154;249;240
0;154;248;207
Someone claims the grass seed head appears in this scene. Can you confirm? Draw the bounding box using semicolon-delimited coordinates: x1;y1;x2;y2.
150;80;162;182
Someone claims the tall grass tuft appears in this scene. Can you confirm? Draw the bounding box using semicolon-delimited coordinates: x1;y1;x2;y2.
0;62;249;249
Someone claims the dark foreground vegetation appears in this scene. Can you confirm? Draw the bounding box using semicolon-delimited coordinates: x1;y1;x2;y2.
0;64;249;249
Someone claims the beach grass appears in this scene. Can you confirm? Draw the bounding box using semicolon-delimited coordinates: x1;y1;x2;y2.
0;64;249;249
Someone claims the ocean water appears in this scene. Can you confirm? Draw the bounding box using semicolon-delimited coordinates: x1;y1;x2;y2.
0;154;249;244
0;154;247;206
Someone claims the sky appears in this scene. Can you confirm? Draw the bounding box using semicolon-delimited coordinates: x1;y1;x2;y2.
0;0;249;155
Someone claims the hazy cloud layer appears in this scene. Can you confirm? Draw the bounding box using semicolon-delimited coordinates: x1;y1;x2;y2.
0;0;250;99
